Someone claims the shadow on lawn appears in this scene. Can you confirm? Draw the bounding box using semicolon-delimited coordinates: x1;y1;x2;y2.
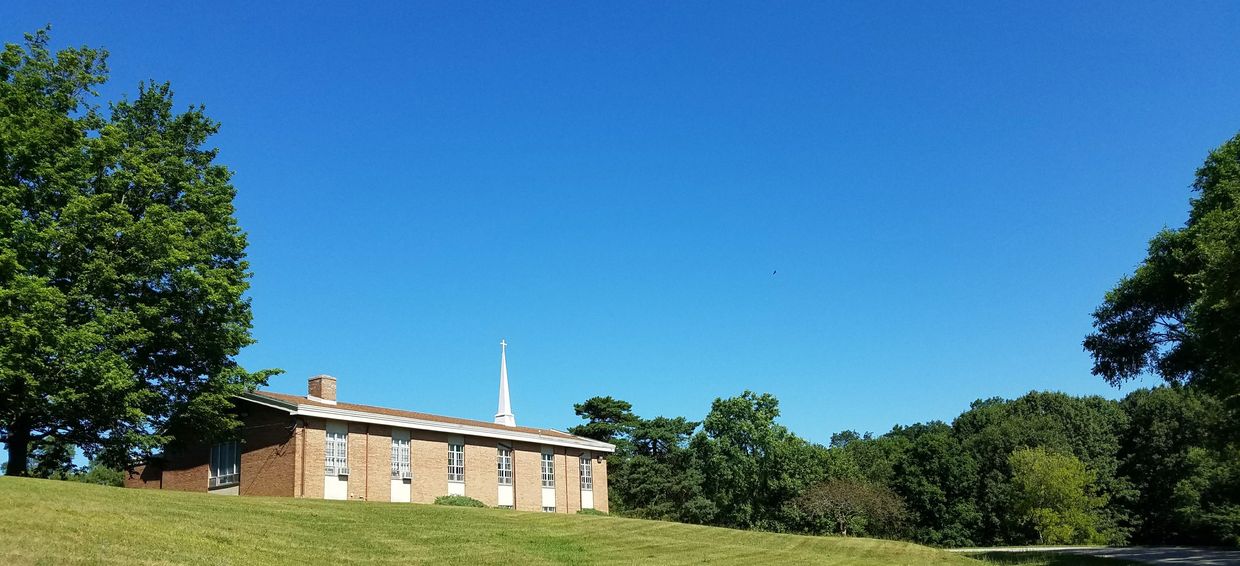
970;551;1141;566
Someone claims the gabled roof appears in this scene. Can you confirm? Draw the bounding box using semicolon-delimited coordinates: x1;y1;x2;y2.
239;390;615;453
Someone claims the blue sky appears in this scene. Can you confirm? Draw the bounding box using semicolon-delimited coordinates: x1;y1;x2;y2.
4;2;1240;446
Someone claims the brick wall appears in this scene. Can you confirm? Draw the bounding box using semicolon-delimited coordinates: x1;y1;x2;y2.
565;449;582;514
464;436;498;506
554;449;569;513
513;441;542;512
292;419;304;496
300;417;326;498
409;428;446;503
345;422;368;500
594;456;609;513
238;404;296;497
365;424;392;502
158;441;209;492
124;463;162;489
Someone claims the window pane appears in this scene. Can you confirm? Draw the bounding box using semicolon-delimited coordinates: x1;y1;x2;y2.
448;444;464;482
541;452;555;488
209;441;240;487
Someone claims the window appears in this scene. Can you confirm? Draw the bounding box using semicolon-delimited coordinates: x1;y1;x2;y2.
209;441;239;488
580;455;593;490
497;445;513;486
541;452;555;488
326;429;348;475
391;436;411;479
542;506;556;513
448;444;465;482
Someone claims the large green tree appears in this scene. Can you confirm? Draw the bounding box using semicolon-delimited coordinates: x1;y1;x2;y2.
0;30;277;476
1009;447;1107;545
1084;132;1240;414
690;391;829;530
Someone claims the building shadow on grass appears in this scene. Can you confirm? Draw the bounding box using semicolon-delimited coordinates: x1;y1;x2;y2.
970;551;1142;566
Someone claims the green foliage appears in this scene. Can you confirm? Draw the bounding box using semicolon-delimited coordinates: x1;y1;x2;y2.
583;385;1238;548
1084;132;1240;419
794;478;906;537
568;397;639;446
71;462;125;487
953;392;1129;545
576;508;607;516
888;422;980;546
433;495;486;508
1008;447;1106;544
0;29;279;476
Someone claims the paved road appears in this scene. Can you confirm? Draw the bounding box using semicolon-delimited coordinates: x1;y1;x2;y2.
952;546;1240;565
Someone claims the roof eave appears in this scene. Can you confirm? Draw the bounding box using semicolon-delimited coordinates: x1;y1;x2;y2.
236;393;615;453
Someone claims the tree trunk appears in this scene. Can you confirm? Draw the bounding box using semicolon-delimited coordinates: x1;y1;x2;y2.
4;414;31;476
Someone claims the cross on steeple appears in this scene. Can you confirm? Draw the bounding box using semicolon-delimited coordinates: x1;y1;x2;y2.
494;339;516;427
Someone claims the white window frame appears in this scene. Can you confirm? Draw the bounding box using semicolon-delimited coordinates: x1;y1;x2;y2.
542;506;556;513
541;452;555;488
447;443;465;482
326;428;348;475
497;444;513;486
579;454;593;491
391;436;411;479
208;441;240;488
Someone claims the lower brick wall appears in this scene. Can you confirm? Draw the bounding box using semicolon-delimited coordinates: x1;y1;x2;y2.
365;425;392;502
566;449;582;514
409;429;446;503
513;441;542;512
124;464;162;489
464;436;499;506
159;443;209;492
594;457;609;513
554;449;569;513
300;418;326;499
238;405;296;497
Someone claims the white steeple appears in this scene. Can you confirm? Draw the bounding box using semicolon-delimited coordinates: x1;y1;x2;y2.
494;339;516;427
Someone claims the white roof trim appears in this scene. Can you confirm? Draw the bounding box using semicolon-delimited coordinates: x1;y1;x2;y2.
237;394;614;453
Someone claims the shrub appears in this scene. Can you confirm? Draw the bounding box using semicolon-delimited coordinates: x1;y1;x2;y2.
577;508;608;516
434;495;486;508
73;463;125;487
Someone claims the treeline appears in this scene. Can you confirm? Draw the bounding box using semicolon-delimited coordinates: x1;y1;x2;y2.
570;386;1240;547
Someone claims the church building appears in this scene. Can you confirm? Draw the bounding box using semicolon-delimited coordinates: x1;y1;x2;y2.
125;342;613;513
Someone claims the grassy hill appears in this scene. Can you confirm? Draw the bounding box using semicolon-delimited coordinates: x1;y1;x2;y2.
0;476;980;565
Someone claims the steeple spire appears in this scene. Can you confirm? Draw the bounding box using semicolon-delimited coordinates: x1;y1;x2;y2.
494;339;516;427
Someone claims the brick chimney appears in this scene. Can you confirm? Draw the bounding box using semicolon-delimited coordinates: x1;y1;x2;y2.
308;375;337;404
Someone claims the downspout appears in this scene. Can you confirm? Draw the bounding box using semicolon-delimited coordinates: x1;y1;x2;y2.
365;424;370;500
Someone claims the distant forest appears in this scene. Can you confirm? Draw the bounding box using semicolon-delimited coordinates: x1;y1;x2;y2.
570;385;1238;547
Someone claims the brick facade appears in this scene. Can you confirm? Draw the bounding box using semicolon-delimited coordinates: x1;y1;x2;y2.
237;404;296;497
464;436;499;506
300;417;326;498
126;389;612;514
513;441;542;511
594;457;609;513
409;428;445;503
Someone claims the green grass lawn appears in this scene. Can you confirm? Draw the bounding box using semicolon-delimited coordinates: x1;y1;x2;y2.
0;477;980;565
